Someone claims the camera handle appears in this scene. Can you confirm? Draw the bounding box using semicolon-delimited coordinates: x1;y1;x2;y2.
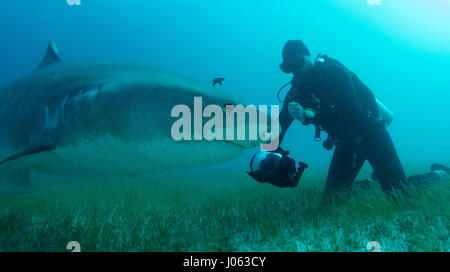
293;162;309;184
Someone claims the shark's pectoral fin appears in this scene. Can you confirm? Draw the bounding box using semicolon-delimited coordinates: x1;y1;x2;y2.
35;40;61;71
0;136;56;167
0;137;56;197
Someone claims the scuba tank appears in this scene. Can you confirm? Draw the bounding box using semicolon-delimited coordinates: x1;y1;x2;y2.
317;54;395;128
375;99;394;127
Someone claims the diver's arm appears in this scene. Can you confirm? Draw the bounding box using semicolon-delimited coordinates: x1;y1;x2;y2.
271;88;297;155
277;90;296;145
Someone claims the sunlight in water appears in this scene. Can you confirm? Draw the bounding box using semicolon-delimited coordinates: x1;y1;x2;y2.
336;0;450;53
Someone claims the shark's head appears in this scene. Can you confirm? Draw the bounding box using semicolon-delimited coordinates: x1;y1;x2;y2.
26;41;278;176
53;64;277;175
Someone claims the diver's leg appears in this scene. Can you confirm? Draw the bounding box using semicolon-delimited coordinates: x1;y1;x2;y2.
325;143;365;194
365;127;407;194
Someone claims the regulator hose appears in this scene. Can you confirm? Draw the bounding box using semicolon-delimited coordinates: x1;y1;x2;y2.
277;81;292;103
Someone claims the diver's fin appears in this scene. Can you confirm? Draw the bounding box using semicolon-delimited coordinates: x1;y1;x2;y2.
35;40;61;70
431;163;449;175
0;136;56;166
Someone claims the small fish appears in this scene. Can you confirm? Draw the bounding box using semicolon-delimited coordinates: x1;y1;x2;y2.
212;77;225;87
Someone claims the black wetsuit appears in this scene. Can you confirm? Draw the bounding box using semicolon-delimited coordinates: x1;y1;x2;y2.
278;56;407;194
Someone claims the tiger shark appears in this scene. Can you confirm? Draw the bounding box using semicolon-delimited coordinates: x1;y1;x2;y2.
0;41;270;196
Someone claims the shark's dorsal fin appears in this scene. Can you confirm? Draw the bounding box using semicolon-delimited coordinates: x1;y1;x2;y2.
35;40;61;70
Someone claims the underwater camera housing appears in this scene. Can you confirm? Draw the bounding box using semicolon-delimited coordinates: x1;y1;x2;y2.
247;151;308;188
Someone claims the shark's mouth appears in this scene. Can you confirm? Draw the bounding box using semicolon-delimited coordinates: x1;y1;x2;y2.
223;140;247;149
176;138;247;149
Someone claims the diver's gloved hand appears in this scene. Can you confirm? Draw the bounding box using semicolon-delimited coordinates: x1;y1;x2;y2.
288;102;306;123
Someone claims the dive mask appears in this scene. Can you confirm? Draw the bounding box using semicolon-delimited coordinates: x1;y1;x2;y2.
279;54;305;74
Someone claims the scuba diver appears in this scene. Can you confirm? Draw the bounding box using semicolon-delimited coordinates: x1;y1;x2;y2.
248;40;449;196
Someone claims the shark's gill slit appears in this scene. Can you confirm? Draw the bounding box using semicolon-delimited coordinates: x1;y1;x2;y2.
82;84;101;97
44;92;69;129
66;84;103;104
44;84;104;129
69;89;83;103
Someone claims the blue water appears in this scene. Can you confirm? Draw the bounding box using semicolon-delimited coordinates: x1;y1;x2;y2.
1;0;449;177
